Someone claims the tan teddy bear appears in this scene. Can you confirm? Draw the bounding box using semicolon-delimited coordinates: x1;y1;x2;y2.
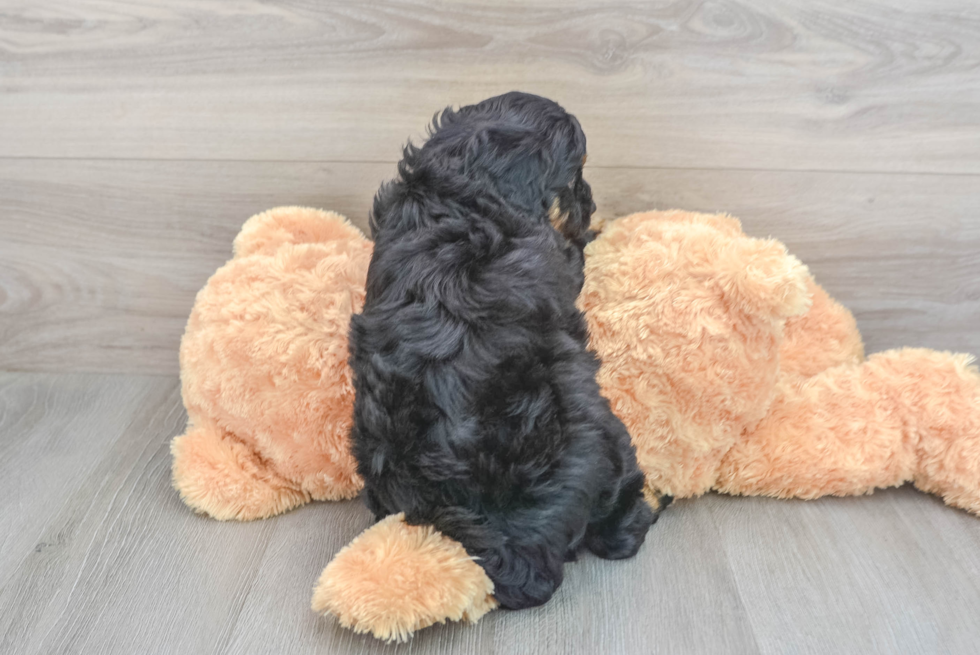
171;207;980;642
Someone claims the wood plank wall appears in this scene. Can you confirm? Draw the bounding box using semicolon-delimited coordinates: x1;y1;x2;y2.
2;0;978;373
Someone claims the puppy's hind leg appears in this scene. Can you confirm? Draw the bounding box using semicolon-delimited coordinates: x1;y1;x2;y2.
479;541;566;610
583;409;659;560
424;506;568;610
585;470;656;560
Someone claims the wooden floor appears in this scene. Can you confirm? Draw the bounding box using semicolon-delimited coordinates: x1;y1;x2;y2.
2;1;980;653
3;373;980;654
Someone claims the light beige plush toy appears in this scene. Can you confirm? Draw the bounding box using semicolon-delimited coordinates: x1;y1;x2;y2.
172;206;980;642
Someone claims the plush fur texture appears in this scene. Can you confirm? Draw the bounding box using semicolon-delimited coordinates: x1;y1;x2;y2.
582;209;980;513
171;207;369;520
172;205;980;641
348;92;655;610
311;513;496;643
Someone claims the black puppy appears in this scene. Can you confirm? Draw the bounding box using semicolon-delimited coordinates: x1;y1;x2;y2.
348;92;656;609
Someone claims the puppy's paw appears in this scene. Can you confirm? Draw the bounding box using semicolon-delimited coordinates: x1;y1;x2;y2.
586;481;667;561
483;547;565;610
586;499;655;560
644;488;674;514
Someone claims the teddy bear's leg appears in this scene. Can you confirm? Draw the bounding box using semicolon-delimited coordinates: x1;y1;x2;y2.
311;514;497;643
171;421;310;521
868;349;980;515
715;363;917;500
716;348;980;515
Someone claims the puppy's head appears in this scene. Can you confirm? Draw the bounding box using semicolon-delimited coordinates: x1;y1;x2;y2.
417;92;596;244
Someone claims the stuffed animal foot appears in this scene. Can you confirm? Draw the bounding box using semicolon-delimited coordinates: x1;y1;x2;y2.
171;422;310;521
716;348;980;515
876;348;980;515
312;514;497;642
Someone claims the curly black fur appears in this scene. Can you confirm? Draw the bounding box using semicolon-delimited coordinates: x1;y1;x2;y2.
348;92;656;610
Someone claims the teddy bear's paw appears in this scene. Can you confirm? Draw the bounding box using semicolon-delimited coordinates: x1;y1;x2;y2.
311;513;497;643
875;349;980;516
171;423;309;521
233;206;366;258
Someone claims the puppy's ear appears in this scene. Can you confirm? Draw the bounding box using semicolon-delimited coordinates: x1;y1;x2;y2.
548;197;568;234
475;127;553;212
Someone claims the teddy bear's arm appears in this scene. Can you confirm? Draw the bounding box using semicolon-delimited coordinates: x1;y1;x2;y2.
311;514;497;643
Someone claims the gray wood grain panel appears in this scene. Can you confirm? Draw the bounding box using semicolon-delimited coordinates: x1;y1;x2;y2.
2;373;979;654
2;0;979;173
710;489;980;654
2;159;977;374
0;158;390;374
221;497;760;655
0;373;171;587
0;373;284;654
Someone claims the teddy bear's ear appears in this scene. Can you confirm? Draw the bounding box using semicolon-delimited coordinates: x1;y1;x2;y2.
714;237;813;321
233;206;366;258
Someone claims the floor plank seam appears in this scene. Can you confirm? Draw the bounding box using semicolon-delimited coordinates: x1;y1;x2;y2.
3;156;980;178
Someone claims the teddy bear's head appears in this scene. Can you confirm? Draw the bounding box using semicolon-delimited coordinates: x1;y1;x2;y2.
174;207;372;520
580;210;812;498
